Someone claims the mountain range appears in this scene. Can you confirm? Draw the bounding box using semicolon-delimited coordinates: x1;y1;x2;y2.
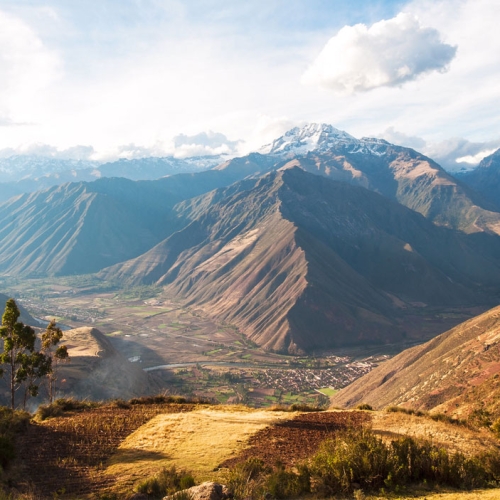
0;154;224;202
101;166;500;352
1;123;499;352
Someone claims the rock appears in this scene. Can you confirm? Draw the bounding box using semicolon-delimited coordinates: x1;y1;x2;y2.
164;482;233;500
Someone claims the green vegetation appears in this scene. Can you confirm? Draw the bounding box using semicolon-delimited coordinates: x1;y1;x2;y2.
228;427;500;499
35;398;100;421
41;320;69;403
135;465;195;499
385;405;492;428
310;427;500;495
356;403;373;411
228;458;310;500
0;299;51;409
0;407;30;470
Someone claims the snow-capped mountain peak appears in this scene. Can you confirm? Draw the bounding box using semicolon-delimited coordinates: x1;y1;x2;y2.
259;123;358;156
259;123;391;158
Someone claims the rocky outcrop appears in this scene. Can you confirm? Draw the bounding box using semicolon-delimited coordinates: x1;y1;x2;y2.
164;482;232;500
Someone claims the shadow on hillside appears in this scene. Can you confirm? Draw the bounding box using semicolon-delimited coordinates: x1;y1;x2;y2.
108;448;170;465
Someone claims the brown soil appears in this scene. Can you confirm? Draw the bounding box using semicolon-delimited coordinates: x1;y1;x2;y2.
221;410;370;469
15;403;198;498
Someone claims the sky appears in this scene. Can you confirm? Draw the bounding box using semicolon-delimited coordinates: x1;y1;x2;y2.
0;0;499;170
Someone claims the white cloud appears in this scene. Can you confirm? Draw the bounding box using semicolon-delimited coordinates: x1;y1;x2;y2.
378;126;500;171
172;131;241;158
424;137;500;171
0;143;95;160
378;126;427;150
0;10;61;119
302;13;456;93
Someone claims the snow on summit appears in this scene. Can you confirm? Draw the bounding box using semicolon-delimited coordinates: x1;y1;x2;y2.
259;123;390;157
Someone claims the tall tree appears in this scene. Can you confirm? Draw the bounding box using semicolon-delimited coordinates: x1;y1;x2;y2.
41;320;69;403
0;299;51;409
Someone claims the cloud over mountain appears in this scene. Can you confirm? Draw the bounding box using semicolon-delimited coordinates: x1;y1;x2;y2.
302;13;456;93
173;131;241;158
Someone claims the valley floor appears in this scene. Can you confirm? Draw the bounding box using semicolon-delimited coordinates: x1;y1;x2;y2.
2;276;481;408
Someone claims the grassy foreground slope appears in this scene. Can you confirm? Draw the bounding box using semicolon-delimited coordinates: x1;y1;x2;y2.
8;401;500;499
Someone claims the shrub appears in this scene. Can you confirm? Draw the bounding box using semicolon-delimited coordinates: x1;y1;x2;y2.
128;395;213;406
492;417;500;437
135;465;195;499
385;406;424;416
227;458;269;499
468;407;493;428
429;413;467;427
308;427;500;494
36;398;99;420
0;407;31;470
356;403;373;411
265;463;310;499
267;404;324;412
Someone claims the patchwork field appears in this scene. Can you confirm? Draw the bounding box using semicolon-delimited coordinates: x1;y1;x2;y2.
2;276;399;406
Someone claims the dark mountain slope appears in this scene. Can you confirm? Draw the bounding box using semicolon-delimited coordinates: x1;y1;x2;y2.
102;168;500;352
0;166;274;277
279;142;500;235
330;305;500;419
458;149;500;211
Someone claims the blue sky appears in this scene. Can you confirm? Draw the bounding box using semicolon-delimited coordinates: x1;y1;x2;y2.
0;0;498;169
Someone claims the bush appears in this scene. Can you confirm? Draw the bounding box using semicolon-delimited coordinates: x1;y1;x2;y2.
309;427;500;494
0;407;31;470
135;465;195;499
385;406;424;416
265;463;310;499
356;403;373;411
429;413;467;427
227;458;269;499
35;398;99;420
492;417;500;437
128;395;213;406
267;404;324;412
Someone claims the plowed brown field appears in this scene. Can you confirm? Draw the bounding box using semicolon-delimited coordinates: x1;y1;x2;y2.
222;411;369;469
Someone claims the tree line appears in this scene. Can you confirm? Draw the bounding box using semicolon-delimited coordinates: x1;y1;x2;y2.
0;298;69;409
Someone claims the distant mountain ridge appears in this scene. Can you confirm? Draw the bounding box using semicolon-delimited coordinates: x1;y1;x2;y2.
0;154;225;202
225;124;500;236
0;167;269;276
458;148;500;210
